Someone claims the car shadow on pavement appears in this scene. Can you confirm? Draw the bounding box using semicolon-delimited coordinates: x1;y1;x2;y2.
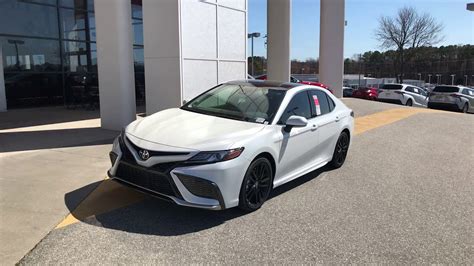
64;166;330;236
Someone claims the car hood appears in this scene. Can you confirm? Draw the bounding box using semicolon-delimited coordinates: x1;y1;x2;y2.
126;108;266;151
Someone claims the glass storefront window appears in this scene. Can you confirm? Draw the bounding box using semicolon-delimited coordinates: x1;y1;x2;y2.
1;37;61;72
60;9;95;41
4;73;63;107
59;0;94;11
63;41;97;73
132;19;143;45
0;0;59;38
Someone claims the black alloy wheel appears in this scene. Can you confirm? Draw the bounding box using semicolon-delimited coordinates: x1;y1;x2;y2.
329;131;350;169
462;103;468;113
239;157;273;212
406;99;413;106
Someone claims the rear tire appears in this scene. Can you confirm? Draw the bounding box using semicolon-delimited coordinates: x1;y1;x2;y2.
238;157;273;212
462;103;469;113
406;99;413;106
329;131;350;169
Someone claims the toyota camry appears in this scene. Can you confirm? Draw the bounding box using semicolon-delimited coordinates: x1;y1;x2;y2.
108;80;354;211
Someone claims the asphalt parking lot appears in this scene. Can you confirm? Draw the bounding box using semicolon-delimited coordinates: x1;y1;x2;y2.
4;99;474;264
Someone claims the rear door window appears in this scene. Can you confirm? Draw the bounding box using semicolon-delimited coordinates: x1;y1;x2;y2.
382;84;403;90
433;86;460;93
309;90;331;117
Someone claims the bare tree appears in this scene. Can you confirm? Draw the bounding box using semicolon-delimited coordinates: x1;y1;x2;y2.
375;7;443;82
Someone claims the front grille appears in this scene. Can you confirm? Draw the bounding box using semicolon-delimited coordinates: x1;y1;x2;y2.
116;162;178;197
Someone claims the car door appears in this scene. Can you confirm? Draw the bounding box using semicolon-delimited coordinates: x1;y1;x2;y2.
405;86;423;106
417;88;429;106
308;89;340;163
462;88;474;111
274;91;319;183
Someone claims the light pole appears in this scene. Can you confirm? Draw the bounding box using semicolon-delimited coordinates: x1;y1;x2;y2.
428;74;432;84
7;39;25;70
247;32;261;76
465;75;468;86
436;74;441;84
418;73;421;81
451;74;456;85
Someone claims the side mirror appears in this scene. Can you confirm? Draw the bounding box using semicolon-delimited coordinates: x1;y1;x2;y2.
285;115;308;132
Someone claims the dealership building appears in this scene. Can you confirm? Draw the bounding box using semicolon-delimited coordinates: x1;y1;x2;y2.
0;0;345;130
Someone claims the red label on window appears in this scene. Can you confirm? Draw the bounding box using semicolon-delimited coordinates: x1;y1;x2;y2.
312;95;321;115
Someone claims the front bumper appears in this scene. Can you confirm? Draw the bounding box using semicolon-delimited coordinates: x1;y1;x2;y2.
108;135;248;210
428;102;461;111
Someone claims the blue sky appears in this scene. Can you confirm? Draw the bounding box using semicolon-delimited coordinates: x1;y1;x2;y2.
248;0;474;60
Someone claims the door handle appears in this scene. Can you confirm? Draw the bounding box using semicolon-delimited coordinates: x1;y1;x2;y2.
311;124;318;131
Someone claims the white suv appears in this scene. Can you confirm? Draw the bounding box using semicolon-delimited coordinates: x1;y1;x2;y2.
378;84;429;107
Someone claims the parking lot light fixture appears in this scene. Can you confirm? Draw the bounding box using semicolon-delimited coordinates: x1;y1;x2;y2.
436;74;442;84
247;32;261;76
468;3;474;11
451;74;456;85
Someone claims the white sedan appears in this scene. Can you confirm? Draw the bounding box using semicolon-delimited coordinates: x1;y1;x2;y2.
108;80;354;211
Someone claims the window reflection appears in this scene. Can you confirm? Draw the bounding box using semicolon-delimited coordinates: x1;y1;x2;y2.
61;9;95;41
1;37;61;72
1;0;144;108
0;0;58;38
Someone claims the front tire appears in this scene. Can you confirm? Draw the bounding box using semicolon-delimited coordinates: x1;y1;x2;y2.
329;131;350;169
462;103;469;113
238;157;273;212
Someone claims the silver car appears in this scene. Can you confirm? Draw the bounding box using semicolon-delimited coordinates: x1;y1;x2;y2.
378;84;429;107
428;85;474;113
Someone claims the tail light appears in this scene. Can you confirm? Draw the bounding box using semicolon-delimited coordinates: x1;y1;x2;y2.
450;93;461;98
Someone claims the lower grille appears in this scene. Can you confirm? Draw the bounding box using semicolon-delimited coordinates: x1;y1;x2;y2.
176;173;223;206
115;162;177;197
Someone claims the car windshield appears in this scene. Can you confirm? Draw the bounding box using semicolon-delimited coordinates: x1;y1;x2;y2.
182;84;287;124
433;86;459;93
382;84;403;90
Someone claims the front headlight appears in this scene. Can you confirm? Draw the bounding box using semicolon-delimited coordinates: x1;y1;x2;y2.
187;147;244;164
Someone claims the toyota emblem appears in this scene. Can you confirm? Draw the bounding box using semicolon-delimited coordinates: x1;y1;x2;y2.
138;149;150;160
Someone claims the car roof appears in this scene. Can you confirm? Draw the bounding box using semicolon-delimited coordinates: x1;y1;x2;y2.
226;80;303;90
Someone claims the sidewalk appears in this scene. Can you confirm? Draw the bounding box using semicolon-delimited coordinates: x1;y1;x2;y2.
0;107;119;264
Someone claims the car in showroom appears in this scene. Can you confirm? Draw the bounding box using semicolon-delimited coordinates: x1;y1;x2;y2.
378;84;428;107
255;74;333;93
351;87;378;100
108;80;354;211
428;85;474;113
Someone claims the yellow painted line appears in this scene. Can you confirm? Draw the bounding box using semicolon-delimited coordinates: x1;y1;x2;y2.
55;178;147;229
55;107;441;229
354;107;439;135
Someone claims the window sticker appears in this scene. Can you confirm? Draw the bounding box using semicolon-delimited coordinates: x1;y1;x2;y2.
312;95;321;115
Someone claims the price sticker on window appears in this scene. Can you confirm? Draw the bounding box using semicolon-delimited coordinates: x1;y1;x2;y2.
312;95;321;115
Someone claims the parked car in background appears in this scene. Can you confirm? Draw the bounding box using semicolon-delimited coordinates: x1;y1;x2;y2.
352;87;378;100
343;87;353;97
247;74;255;80
428;85;474;113
378;84;428;107
108;80;354;211
255;74;333;93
